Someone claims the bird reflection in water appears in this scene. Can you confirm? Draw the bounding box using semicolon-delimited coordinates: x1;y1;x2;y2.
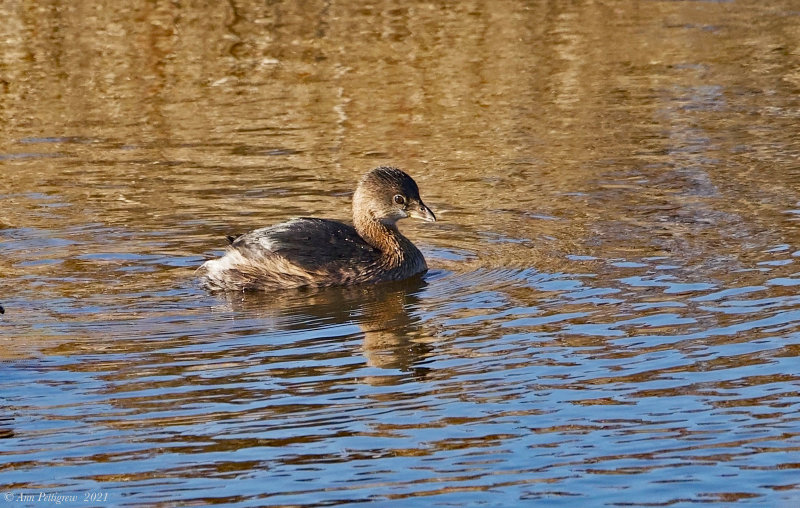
217;276;433;378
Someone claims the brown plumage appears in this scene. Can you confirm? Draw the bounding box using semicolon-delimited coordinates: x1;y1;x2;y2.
197;166;436;291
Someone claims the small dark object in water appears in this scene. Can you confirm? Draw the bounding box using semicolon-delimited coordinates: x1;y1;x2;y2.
0;304;4;314
198;166;436;291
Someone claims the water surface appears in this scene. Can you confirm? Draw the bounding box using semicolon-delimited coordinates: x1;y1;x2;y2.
2;0;800;505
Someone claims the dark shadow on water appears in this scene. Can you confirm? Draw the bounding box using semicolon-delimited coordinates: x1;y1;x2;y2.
215;275;434;374
0;414;13;439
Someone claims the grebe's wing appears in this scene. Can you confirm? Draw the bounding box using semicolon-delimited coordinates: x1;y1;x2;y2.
228;218;379;270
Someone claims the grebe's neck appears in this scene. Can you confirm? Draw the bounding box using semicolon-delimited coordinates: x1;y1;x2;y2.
354;213;427;276
354;213;403;257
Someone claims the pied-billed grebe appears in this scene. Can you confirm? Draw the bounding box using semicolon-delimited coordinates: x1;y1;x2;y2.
198;166;436;291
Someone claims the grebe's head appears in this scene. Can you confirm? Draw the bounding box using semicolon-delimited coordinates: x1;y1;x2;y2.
353;166;436;225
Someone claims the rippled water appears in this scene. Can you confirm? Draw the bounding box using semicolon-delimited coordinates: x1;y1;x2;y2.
2;0;800;505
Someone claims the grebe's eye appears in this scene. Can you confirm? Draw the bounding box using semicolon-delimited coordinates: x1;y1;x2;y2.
393;194;406;205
